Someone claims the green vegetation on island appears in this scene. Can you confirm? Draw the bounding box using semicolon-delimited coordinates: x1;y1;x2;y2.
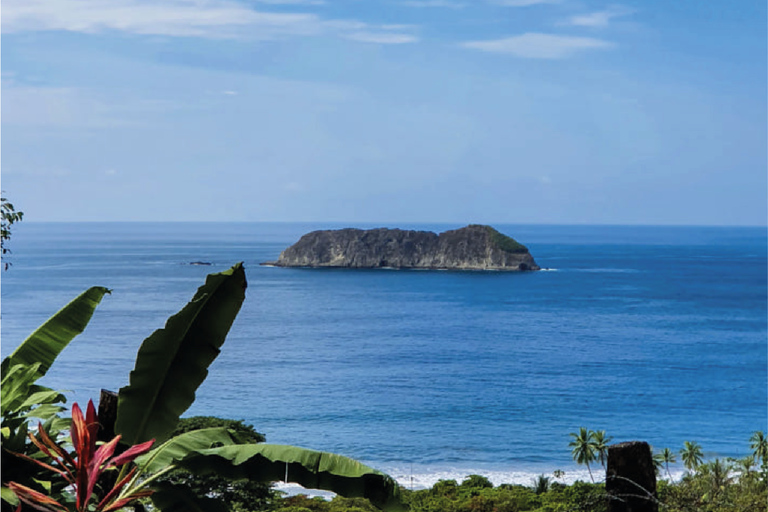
477;225;530;254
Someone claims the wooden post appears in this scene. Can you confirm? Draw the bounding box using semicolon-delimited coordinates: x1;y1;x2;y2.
98;389;119;442
606;441;658;512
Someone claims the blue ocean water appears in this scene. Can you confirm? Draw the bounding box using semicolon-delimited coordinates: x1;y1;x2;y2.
1;222;766;487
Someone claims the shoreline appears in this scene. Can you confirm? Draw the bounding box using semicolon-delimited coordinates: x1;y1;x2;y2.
274;464;689;498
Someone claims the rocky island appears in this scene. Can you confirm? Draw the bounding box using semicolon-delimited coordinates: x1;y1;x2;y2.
263;224;540;271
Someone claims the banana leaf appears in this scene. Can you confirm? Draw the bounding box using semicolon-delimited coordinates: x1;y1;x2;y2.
1;363;43;416
176;444;405;512
2;287;111;378
134;427;237;474
115;263;247;446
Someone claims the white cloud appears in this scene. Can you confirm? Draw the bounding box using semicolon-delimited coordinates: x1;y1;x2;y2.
105;169;118;175
561;6;634;27
461;32;613;58
2;0;318;38
1;0;417;43
344;32;419;44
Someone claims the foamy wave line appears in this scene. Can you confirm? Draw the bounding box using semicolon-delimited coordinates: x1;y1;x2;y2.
383;466;687;490
385;467;592;489
274;466;687;498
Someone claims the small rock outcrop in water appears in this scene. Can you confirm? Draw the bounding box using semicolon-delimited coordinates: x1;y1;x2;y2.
606;441;658;512
262;225;540;271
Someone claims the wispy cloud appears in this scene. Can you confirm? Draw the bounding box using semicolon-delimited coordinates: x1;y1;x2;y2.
461;32;613;58
1;0;417;43
345;32;418;44
560;6;633;27
401;0;465;8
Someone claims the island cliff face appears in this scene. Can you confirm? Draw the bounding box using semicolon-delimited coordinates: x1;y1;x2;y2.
264;225;540;271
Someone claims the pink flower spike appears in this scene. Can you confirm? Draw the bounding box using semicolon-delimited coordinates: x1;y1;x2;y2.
109;438;155;467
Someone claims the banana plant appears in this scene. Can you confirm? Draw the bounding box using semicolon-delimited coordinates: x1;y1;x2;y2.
3;263;404;511
111;262;403;511
2;286;111;509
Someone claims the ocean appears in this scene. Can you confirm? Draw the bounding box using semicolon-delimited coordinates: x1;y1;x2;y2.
1;222;766;489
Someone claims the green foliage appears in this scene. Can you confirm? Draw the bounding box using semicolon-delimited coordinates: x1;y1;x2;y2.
1;287;109;510
155;417;274;512
531;475;550;495
591;430;612;469
478;226;529;254
681;441;704;473
568;427;598;483
460;475;493;490
751;431;768;466
116;263;248;446
1;194;23;270
175;444;403;512
3;264;404;512
5;287;111;379
275;495;381;512
658;457;767;512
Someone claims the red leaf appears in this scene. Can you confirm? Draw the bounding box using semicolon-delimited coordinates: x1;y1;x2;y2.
36;423;76;467
70;403;87;464
83;436;121;507
9;449;72;484
85;400;99;457
7;482;67;512
108;438;154;467
95;466;138;511
100;489;154;512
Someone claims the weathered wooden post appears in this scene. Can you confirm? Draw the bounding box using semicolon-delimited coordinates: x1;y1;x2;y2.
606;441;658;512
98;389;119;442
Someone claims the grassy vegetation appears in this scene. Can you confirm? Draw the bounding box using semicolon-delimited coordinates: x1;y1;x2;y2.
472;225;529;253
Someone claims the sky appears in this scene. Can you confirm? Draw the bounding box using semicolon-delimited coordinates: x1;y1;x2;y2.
1;0;766;225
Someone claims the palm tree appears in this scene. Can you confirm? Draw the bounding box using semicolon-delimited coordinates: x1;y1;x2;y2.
569;427;597;483
532;474;551;495
592;430;613;470
680;441;703;473
750;431;768;466
651;450;664;477
659;447;676;481
734;456;754;481
700;459;733;500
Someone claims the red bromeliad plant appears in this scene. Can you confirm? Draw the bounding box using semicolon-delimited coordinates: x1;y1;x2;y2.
7;400;154;512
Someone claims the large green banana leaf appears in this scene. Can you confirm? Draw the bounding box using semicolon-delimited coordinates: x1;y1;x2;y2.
176;444;405;512
134;427;237;474
2;286;110;378
115;263;247;446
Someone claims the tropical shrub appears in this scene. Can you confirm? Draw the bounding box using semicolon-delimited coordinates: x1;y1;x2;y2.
2;264;403;512
156;416;275;512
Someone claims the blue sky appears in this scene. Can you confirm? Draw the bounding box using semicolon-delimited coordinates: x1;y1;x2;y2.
2;0;766;224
